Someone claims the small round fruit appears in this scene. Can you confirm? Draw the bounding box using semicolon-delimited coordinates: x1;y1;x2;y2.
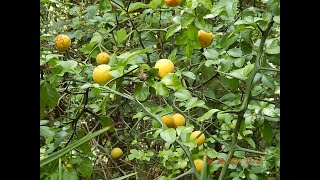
111;147;123;160
164;0;182;7
161;115;174;128
92;64;113;85
55;34;71;52
198;30;214;48
66;164;73;168
190;131;206;146
194;159;203;173
96;52;110;65
172;113;185;128
154;59;174;78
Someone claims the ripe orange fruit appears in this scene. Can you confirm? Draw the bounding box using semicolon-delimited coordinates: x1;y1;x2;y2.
55;34;71;52
161;115;174;128
190;131;206;146
111;147;123;160
198;30;214;48
154;59;174;78
172;113;185;128
164;0;182;7
96;52;110;65
194;159;203;173
92;64;113;85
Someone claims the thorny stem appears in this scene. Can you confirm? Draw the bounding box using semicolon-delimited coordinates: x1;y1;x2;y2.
218;20;274;180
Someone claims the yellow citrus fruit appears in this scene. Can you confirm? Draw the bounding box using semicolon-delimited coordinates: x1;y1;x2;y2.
190;131;206;146
198;30;214;48
154;59;174;78
194;159;203;173
172;113;185;128
96;52;110;65
164;0;182;7
92;64;113;85
161;115;174;128
111;147;123;160
55;34;71;52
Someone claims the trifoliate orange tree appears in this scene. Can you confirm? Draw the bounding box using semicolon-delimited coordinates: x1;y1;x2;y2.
41;0;280;179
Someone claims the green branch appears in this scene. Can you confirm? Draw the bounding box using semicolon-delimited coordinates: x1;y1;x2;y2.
175;140;200;179
218;20;274;180
102;86;166;128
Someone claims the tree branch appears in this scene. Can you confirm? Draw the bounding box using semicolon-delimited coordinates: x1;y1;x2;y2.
218;19;274;180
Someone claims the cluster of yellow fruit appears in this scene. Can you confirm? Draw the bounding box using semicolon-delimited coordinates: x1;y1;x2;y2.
92;52;113;85
161;113;185;128
54;34;113;86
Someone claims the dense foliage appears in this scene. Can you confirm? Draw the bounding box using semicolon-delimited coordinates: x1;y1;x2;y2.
40;0;280;179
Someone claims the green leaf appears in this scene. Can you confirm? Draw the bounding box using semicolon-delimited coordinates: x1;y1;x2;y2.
178;159;188;168
148;0;162;9
128;2;146;12
40;127;111;167
227;48;242;57
116;28;127;45
245;137;256;149
134;82;150;101
197;109;220;122
234;151;245;158
228;63;254;80
185;97;206;110
261;74;275;89
265;42;280;54
63;168;78;180
84;5;98;20
240;29;252;44
153;82;169;97
203;48;219;59
90;32;103;43
40;82;60;109
40;126;54;139
267;0;280;16
226;0;238;18
80;42;98;54
100;0;112;12
234;57;245;67
221;32;239;49
219;58;237;72
200;0;213;9
168;48;177;60
77;157;93;177
176;126;193;136
174;89;192;101
182;71;196;80
273;16;280;24
153;129;163;138
249;173;258;180
166;24;181;40
160;128;176;144
181;13;195;28
262;122;273;142
161;73;182;89
56;60;78;74
207;149;218;158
